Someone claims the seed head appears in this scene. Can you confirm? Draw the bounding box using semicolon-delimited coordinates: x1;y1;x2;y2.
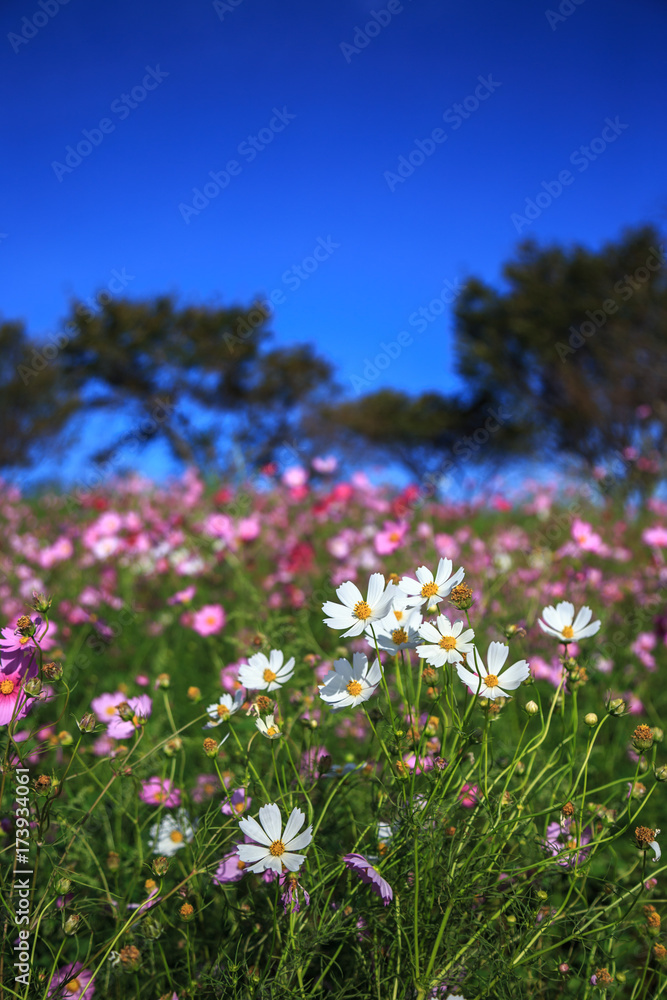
450;583;474;610
654;943;667;961
633;724;655;751
15;616;33;635
152;855;170;877
42;661;63;681
593;968;613;986
562;802;575;818
203;737;218;757
255;695;272;713
636;826;658;849
34;774;52;795
179;902;195;921
119;946;141;972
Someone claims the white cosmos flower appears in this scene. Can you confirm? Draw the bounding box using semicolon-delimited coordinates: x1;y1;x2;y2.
456;642;530;700
322;574;396;638
255;714;282;739
318;652;382;711
416;615;475;666
399;558;465;611
369;611;423;654
204;689;245;728
237;803;313;874
148;810;196;856
238;650;294;692
538;602;601;643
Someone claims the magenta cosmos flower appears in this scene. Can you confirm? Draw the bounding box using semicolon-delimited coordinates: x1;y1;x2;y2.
544;818;592;868
0;666;38;727
191;604;226;636
212;850;246;884
344;853;393;905
106;694;152;739
47;962;95;998
221;788;252;816
139;777;181;808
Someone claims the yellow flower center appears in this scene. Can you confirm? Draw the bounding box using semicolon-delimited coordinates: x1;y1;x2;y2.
234;801;245;813
347;680;363;697
391;628;408;645
132;715;140;727
266;727;277;736
18;636;30;645
216;704;230;716
155;791;167;802
562;625;574;639
169;830;184;843
269;839;286;857
64;979;81;995
263;668;277;683
237;858;246;870
421;581;439;598
353;600;372;620
0;680;15;695
393;609;404;621
438;636;457;650
105;705;117;715
485;674;499;688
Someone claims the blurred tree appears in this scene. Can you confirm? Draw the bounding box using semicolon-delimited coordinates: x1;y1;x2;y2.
453;224;667;493
0;320;79;471
3;296;335;475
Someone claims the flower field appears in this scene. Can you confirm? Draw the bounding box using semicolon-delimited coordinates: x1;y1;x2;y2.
1;465;667;1000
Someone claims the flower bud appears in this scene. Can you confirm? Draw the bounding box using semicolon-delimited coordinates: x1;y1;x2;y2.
156;673;170;689
141;916;162;940
31;592;52;614
654;764;667;782
152;855;170;877
164;737;183;756
558;963;570;974
536;890;548;901
632;724;654;752
56;877;72;894
77;713;96;733
504;623;526;640
450;584;474;611
24;677;42;697
203;738;219;758
653;726;664;743
584;713;598;727
116;701;133;721
187;686;201;701
64;914;81;935
179;902;195;921
58;731;74;746
608;697;626;716
42;661;63;681
525;700;539;716
107;851;120;871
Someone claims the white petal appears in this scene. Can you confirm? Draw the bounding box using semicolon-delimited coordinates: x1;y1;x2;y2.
236;844;269;863
575;621;601;639
415;566;434;585
366;573;385;607
336;580;362;607
434;557;453;584
487;642;509;673
572;606;592;631
284;826;313;852
239;815;272;847
280;852;306;872
258;803;282;842
456;665;483;692
282;807;306;845
498;659;530;688
398;577;420;596
540;606;563;631
555;602;575;627
418;622;442;643
651;840;662;862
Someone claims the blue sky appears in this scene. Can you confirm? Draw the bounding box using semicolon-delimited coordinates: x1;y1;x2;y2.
2;0;665;484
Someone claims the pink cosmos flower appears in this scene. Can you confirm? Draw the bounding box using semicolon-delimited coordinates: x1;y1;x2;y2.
374;521;408;556
191;604;226;637
643;526;667;548
139;777;181;808
47;962;95;999
312;455;337;474
0;667;37;726
282;466;307;488
90;691;127;724
221;788;252;816
237;517;260;541
167;585;196;606
212;851;246;883
545;818;592;868
458;783;479;808
344;853;393;905
192;772;228;803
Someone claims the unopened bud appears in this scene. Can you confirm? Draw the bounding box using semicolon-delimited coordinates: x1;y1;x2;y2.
64;914;81;935
584;713;598;727
608;698;626;716
58;731;74;746
107;851;120;871
156;673;170;689
505;623;526;640
24;677;42;697
525;700;539;716
152;855;170;877
179;902;195;921
653;727;664;743
654;764;667;782
536;890;548;901
31;592;52;614
141;916;162;939
78;713;96;733
42;661;63;681
116;701;133;721
164;737;183;756
187;686;201;701
558;963;570;974
56;877;72;894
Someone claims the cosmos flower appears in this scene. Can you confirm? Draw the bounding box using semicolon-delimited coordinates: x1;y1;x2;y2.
221;788;252;816
237;803;313;874
344;853;393;905
238;650;295;692
212;851;246;884
538;602;601;643
416;615;475;666
322;574;396;638
544;817;592;868
318;653;382;711
148;810;196;856
455;642;530;700
191;604;226;636
106;695;152;740
370;608;423;654
47;962;95;998
255;714;283;739
398;558;465;611
139;777;181;808
204;690;245;727
0;667;38;726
